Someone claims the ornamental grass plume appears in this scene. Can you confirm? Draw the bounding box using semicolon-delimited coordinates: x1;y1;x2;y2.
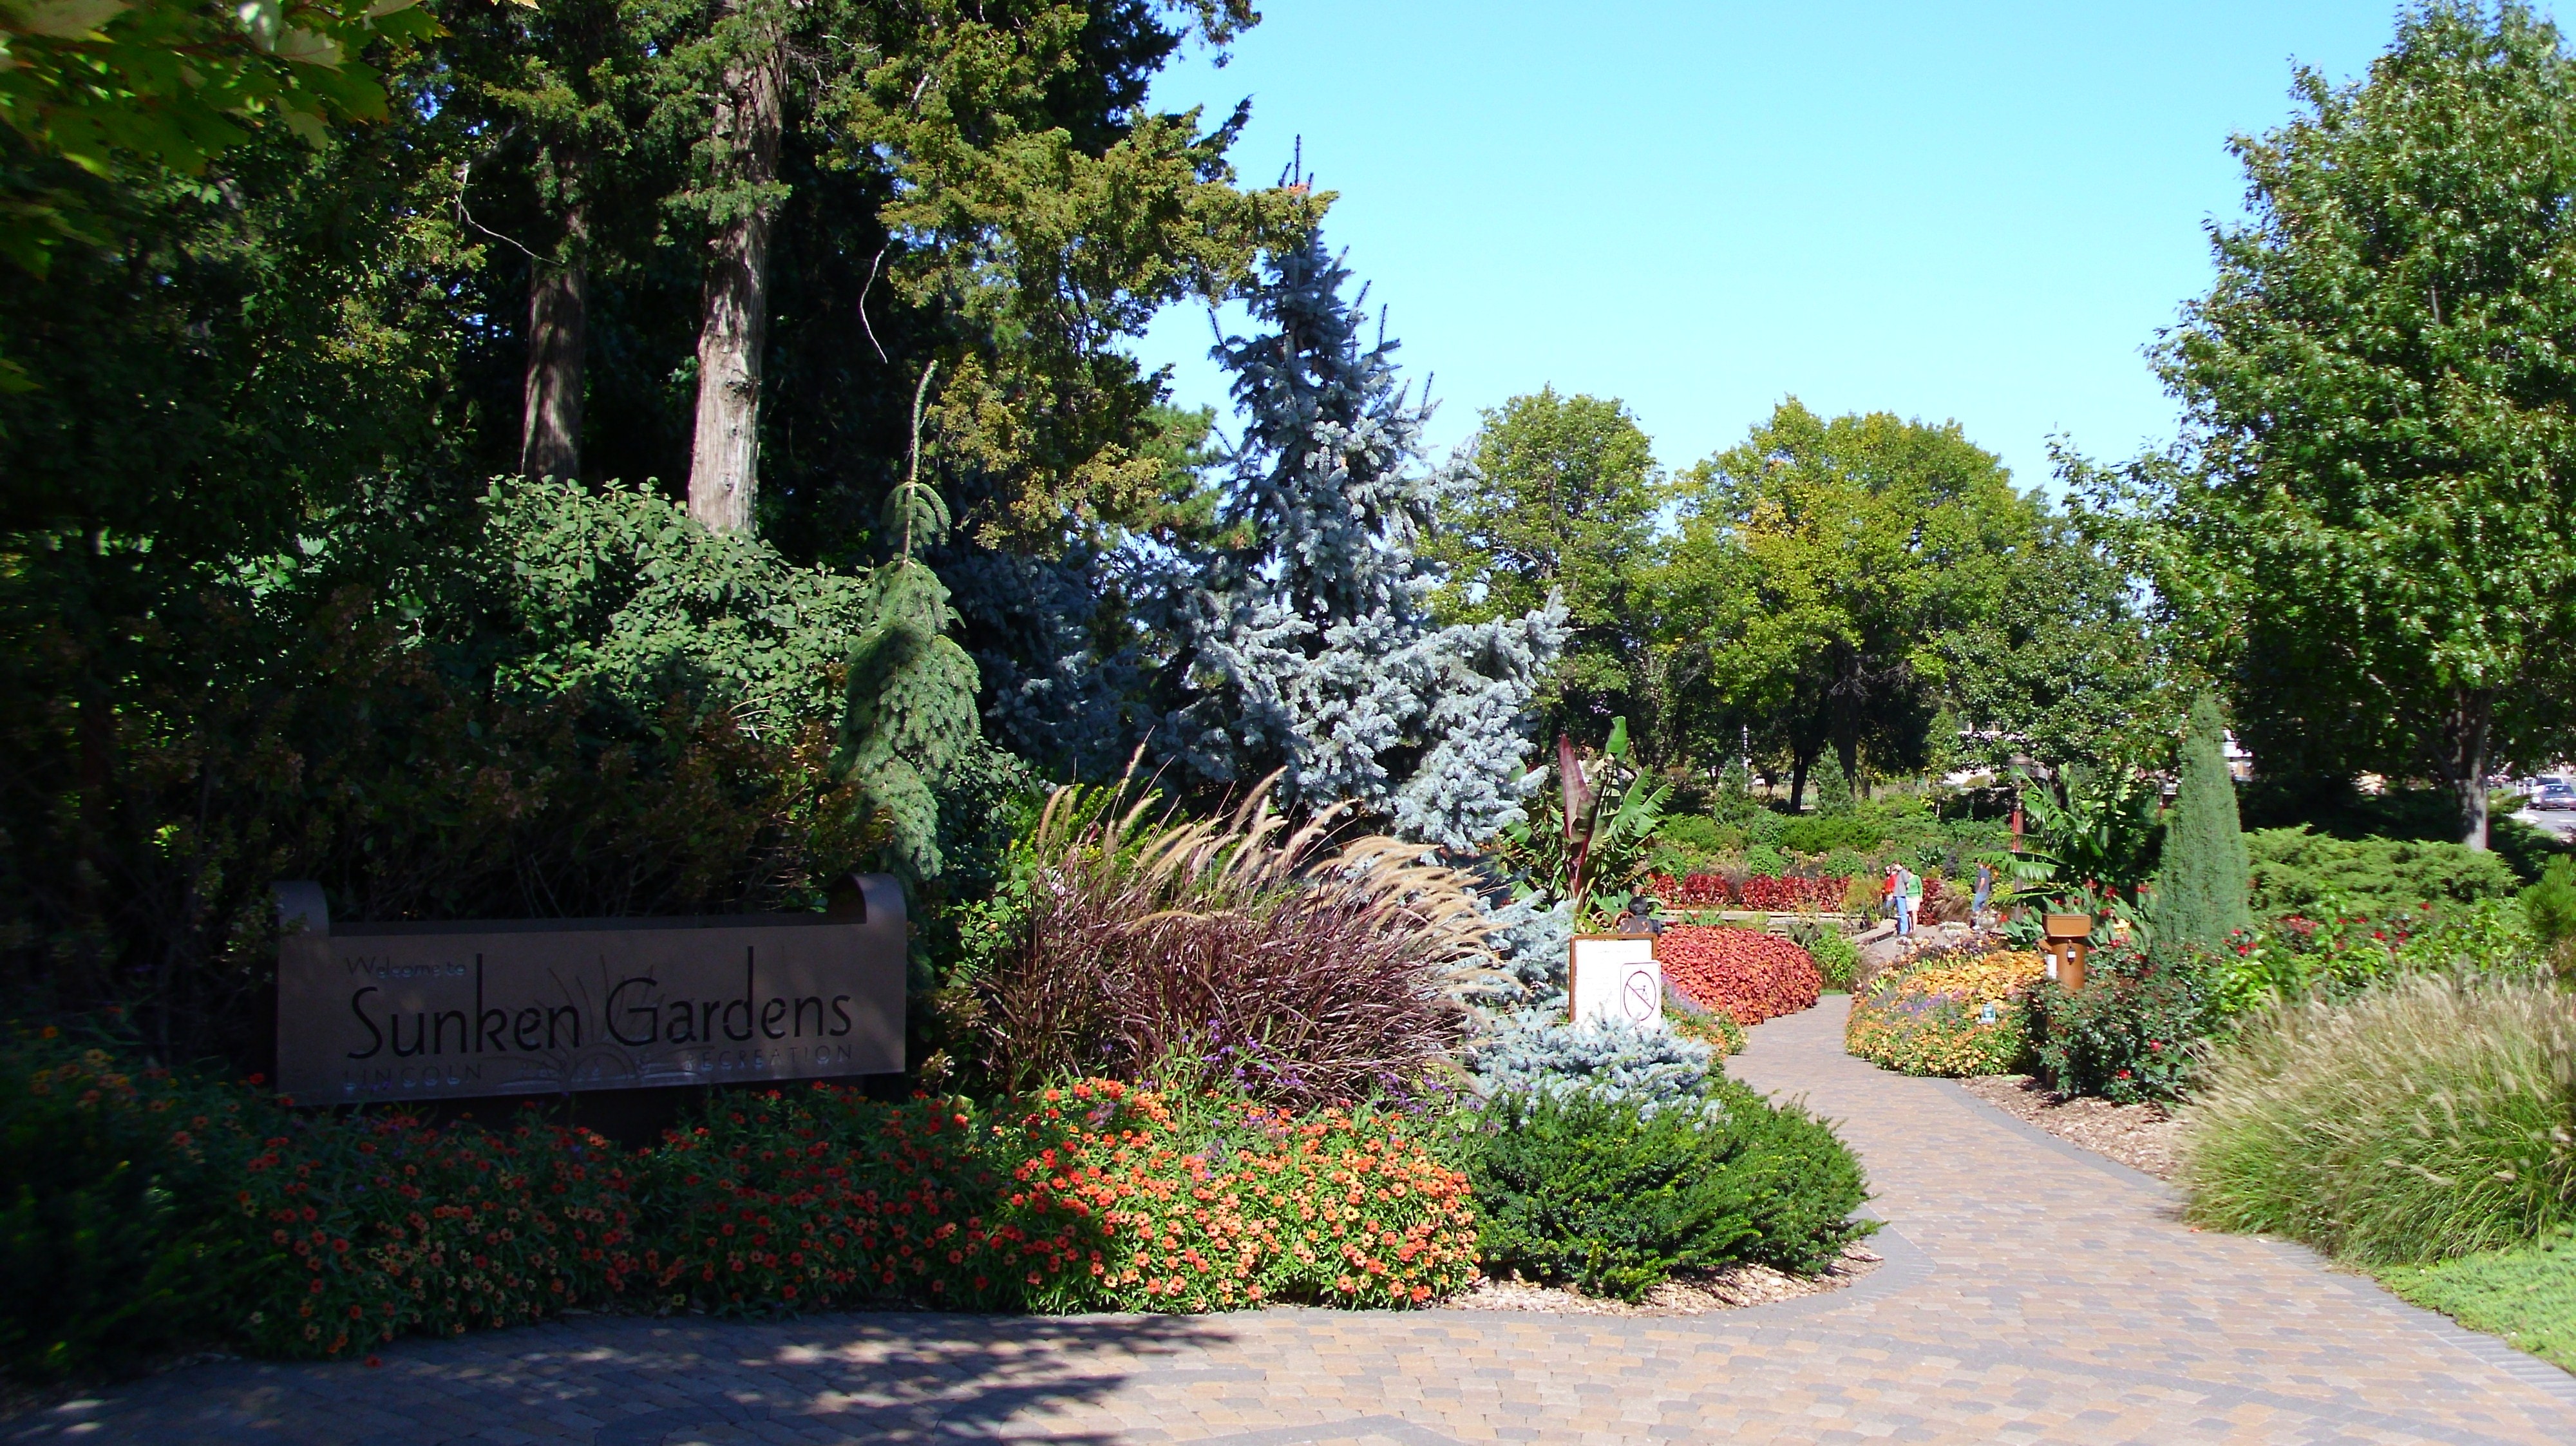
2179;974;2576;1264
980;777;1499;1106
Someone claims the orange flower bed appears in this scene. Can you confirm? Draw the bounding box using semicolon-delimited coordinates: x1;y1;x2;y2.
637;1078;1478;1317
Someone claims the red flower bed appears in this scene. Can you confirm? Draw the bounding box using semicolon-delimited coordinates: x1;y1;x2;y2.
1649;872;1731;907
1645;873;1850;911
1657;925;1823;1026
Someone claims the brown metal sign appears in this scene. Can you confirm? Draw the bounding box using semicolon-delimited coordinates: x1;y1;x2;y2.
274;877;907;1103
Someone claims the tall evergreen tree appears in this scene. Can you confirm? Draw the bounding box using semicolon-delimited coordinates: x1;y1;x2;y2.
2151;692;2252;951
1160;222;1562;850
1808;750;1855;815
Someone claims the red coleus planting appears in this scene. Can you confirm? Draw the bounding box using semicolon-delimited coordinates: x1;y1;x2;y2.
1656;925;1824;1027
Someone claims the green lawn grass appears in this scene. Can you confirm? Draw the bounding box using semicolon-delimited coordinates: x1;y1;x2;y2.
2376;1235;2576;1375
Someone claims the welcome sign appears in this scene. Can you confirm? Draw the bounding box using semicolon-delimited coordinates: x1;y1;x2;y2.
274;878;907;1103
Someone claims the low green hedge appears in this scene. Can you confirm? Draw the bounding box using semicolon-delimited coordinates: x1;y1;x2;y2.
1445;1082;1868;1300
2246;826;2521;917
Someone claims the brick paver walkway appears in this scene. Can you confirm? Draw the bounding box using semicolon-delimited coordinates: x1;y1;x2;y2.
17;997;2576;1445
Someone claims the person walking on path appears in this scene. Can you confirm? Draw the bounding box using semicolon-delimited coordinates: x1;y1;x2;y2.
1893;864;1917;937
1972;860;1994;918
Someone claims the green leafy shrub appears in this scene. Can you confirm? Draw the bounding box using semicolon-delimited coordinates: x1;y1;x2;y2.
1655;814;1728;870
1780;814;1884;855
1743;843;1791;876
2246;826;2521;917
2181;975;2576;1264
483;476;865;732
2026;947;2211;1103
1;585;886;1067
1454;1084;1867;1300
2210;898;2539;1017
1806;928;1861;991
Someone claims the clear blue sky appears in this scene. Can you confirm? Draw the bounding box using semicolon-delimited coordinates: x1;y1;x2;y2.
1128;1;2438;495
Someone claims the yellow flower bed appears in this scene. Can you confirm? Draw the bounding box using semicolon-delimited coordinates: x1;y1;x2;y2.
1844;950;2045;1078
1891;950;2045;1004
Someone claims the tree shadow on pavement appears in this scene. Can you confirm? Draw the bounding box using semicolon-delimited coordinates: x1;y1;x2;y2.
3;1310;1245;1446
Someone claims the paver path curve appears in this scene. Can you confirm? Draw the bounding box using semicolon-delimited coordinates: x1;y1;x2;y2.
17;996;2576;1445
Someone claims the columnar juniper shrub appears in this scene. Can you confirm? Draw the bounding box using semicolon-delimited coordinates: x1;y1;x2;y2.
1843;950;2043;1078
1452;1082;1868;1300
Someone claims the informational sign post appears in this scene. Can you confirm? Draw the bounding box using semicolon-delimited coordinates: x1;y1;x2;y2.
1567;935;1663;1027
274;878;907;1103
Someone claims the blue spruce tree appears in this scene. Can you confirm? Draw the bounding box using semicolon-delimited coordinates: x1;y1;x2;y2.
1161;223;1564;850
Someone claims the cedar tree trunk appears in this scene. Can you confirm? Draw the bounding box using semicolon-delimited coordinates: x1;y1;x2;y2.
685;29;784;534
519;182;588;480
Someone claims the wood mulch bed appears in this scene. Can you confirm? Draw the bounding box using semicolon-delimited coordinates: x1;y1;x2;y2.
1443;1239;1884;1315
1956;1074;2182;1181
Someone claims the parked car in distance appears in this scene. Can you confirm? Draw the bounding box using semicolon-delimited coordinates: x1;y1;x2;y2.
2537;781;2576;812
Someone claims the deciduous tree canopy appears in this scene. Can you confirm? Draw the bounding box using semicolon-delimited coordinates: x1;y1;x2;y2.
2159;0;2576;847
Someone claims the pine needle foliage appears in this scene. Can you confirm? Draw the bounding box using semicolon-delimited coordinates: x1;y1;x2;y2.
1163;218;1563;850
2152;692;2253;952
1809;752;1854;815
835;365;984;881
